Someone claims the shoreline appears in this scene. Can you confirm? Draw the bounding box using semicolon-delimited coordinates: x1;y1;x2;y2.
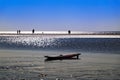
0;31;120;35
0;33;120;35
0;33;120;38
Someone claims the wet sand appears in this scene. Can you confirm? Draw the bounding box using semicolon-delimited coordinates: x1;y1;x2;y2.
0;49;120;80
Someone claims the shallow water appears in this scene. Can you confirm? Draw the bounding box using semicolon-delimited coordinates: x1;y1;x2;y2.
0;49;120;80
0;35;120;53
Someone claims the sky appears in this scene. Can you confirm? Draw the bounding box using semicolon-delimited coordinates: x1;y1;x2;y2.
0;0;120;31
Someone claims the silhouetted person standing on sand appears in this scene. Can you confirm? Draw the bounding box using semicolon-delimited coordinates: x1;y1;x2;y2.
17;30;18;34
18;30;21;34
17;30;21;34
32;29;35;34
68;30;71;34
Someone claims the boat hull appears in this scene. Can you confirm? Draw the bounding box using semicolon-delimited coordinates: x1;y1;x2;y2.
44;53;81;61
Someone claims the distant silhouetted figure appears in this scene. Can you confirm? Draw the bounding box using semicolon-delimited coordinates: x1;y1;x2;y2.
18;30;21;34
68;30;71;34
32;29;35;34
17;30;18;34
17;30;21;34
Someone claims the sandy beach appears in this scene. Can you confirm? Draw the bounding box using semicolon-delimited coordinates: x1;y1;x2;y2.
0;49;120;80
0;34;120;80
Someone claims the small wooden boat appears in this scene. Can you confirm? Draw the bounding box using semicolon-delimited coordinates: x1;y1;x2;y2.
44;53;81;61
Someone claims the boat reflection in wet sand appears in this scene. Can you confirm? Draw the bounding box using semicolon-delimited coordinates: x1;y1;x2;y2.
44;53;81;61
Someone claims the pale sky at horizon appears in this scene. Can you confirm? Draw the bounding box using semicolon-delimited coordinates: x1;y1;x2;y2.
0;0;120;31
